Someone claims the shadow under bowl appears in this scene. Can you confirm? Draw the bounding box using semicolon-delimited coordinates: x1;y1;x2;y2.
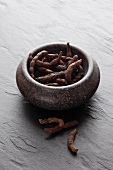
16;43;100;110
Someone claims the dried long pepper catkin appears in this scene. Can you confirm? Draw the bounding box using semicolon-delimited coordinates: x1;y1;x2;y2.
29;50;48;78
65;59;82;84
35;71;65;83
66;42;72;57
67;128;78;153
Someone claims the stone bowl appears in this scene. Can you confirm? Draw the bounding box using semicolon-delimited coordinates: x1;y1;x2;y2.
16;43;100;110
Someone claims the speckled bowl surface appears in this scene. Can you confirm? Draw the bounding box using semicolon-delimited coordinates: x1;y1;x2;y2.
16;43;100;110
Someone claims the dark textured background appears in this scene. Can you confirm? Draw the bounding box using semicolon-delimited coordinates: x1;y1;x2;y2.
0;0;113;170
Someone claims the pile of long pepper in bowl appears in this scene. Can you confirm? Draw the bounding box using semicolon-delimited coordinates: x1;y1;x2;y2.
28;42;84;86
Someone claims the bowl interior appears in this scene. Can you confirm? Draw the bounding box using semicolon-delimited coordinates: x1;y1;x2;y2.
27;43;89;84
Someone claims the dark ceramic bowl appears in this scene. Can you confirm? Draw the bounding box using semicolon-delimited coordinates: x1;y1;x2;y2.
16;43;100;110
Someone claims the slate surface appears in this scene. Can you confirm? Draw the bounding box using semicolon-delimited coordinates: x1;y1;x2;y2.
0;0;113;170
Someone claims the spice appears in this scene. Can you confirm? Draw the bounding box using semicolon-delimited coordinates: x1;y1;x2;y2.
66;42;72;57
35;71;65;83
38;118;78;133
66;55;78;67
67;128;78;153
28;42;84;86
65;59;82;84
72;65;84;83
44;120;78;133
29;50;48;78
49;51;62;66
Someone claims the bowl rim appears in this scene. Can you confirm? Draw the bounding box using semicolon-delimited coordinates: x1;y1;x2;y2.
22;42;93;90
